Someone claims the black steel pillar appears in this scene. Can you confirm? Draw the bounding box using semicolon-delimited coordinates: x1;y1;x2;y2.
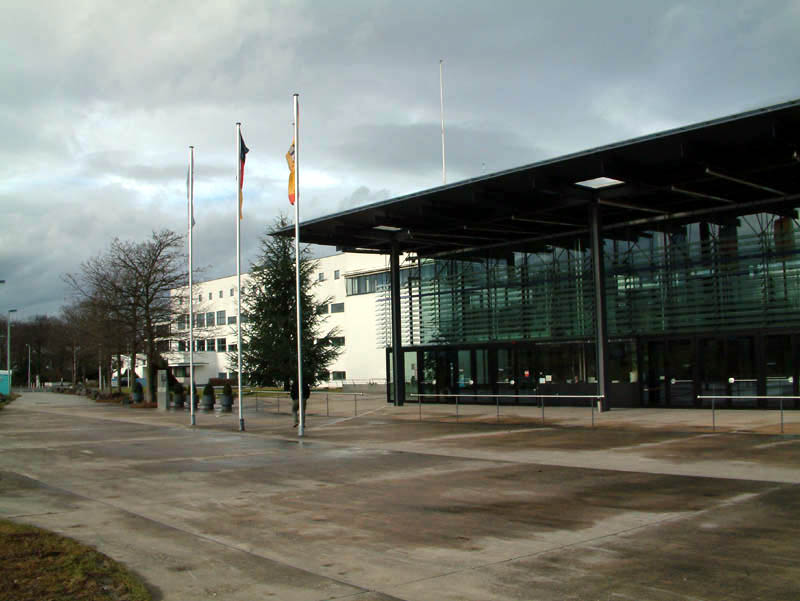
589;202;610;411
390;242;405;406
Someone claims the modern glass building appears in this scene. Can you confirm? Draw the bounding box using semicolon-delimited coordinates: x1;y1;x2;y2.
277;99;800;410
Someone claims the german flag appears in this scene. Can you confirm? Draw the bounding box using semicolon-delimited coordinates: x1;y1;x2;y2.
238;131;249;219
286;138;295;205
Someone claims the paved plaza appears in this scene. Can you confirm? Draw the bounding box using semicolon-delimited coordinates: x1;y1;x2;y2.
0;391;798;600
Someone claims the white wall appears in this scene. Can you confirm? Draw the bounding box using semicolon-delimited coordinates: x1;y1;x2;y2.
166;252;405;387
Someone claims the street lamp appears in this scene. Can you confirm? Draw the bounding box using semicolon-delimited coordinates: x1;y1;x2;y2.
25;343;31;390
7;309;17;392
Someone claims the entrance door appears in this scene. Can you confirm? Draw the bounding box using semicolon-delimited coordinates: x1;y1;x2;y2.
644;341;667;406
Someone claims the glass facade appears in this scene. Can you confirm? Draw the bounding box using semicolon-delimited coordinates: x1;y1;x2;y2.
382;215;800;407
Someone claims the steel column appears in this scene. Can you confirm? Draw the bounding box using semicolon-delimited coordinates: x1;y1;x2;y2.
390;242;405;406
589;203;610;411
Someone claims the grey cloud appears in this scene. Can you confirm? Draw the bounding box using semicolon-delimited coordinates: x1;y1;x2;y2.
1;0;799;317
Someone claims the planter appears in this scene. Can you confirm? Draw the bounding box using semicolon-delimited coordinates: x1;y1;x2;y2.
169;389;185;410
219;393;233;413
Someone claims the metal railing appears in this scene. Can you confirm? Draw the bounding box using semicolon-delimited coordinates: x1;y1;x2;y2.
245;390;365;417
409;393;604;427
696;395;797;433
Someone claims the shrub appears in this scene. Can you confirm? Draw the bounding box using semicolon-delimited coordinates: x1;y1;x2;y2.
223;382;233;398
202;382;215;401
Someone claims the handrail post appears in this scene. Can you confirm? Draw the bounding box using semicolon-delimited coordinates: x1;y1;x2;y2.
354;393;357;416
541;395;544;424
712;397;715;432
780;397;784;434
456;394;459;423
496;394;500;423
591;396;595;428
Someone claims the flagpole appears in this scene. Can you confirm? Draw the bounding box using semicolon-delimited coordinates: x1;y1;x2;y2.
439;59;446;185
188;146;196;426
293;93;304;438
236;123;245;432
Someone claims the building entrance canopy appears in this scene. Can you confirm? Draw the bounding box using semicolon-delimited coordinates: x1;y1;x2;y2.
276;99;800;259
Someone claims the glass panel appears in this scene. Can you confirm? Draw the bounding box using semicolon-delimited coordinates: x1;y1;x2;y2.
456;349;473;402
766;335;793;407
475;349;492;397
699;338;725;407
645;341;667;406
728;336;757;408
404;350;418;399
496;348;514;397
669;339;694;407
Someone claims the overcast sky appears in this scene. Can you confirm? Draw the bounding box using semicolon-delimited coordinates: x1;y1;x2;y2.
1;0;799;317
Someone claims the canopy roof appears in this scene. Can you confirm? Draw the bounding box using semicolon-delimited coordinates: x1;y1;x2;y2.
275;99;800;258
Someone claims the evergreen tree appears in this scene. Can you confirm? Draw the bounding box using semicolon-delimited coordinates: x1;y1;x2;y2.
234;216;341;386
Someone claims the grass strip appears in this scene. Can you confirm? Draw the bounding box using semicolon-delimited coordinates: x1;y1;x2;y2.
0;519;151;601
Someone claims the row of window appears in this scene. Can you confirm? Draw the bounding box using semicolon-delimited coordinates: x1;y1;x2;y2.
317;302;344;315
345;268;414;296
197;287;245;303
318;270;340;282
177;338;237;353
177;312;249;330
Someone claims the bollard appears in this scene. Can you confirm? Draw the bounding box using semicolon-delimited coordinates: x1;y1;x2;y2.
354;393;358;416
326;392;329;417
496;395;500;423
591;397;595;428
541;395;544;424
419;394;422;421
277;395;280;414
780;397;784;434
456;395;459;423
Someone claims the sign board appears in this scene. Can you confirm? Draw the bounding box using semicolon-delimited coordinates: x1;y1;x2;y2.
157;370;169;410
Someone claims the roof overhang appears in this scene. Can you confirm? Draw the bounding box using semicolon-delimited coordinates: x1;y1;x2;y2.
274;99;800;259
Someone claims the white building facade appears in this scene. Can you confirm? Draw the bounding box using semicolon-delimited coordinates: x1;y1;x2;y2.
165;252;407;387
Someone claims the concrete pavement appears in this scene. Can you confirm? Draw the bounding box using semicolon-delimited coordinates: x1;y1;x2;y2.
0;391;798;600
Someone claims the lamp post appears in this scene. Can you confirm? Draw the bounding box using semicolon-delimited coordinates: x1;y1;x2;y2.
7;309;17;392
26;343;31;390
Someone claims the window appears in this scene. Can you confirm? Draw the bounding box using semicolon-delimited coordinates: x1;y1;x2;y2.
217;338;227;352
334;270;340;280
156;324;170;337
207;339;216;352
331;302;344;313
318;272;326;282
198;294;202;303
241;313;250;323
317;304;329;315
178;340;187;352
219;290;223;298
208;292;212;300
196;339;205;352
228;343;237;352
345;269;413;296
216;310;226;324
195;312;205;328
228;316;237;324
332;371;346;381
230;288;234;296
218;372;228;379
206;312;215;327
177;314;188;330
331;336;345;347
157;340;169;352
241;286;246;295
174;366;187;378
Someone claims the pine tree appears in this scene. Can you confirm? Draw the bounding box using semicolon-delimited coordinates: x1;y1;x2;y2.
234;216;341;386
